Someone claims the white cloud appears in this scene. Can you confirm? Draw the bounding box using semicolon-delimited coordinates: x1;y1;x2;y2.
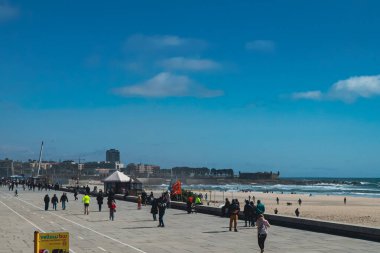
113;72;223;98
0;2;18;22
292;91;322;100
125;34;207;52
291;74;380;103
328;75;380;102
159;57;220;71
246;40;275;52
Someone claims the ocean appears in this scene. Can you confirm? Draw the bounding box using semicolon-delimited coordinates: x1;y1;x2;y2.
157;178;380;198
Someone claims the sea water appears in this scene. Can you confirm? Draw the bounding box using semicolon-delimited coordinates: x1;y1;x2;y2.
157;178;380;198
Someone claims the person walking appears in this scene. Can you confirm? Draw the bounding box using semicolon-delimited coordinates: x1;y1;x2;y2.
14;189;18;197
298;198;302;206
256;214;270;253
256;200;265;215
151;198;158;221
60;193;68;210
164;191;171;209
82;193;91;215
96;190;104;212
229;199;240;232
186;196;193;214
107;191;115;209
141;191;147;206
221;198;230;217
195;195;202;205
295;208;300;217
250;201;257;227
243;200;252;227
157;197;166;227
85;185;90;194
276;197;279;205
44;194;50;211
51;194;58;211
109;200;116;221
74;189;78;201
137;195;142;210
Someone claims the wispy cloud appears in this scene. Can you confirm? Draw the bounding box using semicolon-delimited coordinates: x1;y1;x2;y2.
0;2;19;22
159;57;220;71
291;74;380;103
246;40;275;52
292;91;322;100
113;72;223;98
125;34;207;52
329;75;380;102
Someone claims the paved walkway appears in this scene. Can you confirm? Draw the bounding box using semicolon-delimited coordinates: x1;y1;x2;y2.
0;188;379;253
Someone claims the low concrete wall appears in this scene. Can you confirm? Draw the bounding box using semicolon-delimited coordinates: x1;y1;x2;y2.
61;187;380;242
264;214;380;242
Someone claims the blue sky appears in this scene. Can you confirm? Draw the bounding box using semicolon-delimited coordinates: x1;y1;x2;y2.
1;0;380;177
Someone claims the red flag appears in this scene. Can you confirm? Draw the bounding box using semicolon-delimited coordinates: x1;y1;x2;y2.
171;180;182;195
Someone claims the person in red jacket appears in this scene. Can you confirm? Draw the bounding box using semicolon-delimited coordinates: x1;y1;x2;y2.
109;200;116;221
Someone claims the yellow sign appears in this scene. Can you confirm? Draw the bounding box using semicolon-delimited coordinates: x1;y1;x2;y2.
34;231;69;253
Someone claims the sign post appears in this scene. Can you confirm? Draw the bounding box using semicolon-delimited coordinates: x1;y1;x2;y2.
34;231;69;253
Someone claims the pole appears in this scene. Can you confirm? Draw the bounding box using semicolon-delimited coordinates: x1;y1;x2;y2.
11;161;14;176
34;231;39;253
37;141;44;177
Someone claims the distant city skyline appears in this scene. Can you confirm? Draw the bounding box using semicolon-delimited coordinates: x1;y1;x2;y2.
1;1;380;177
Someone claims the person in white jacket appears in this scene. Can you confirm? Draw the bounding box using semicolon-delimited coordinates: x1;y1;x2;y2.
256;214;270;253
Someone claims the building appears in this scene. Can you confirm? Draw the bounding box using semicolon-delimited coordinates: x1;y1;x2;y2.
124;163;160;176
106;149;120;163
238;171;279;180
136;163;160;175
0;159;13;177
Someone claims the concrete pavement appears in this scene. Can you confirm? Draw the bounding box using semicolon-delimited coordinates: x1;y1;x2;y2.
0;187;379;253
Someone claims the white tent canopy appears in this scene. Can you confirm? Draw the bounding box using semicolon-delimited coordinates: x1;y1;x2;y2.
103;171;134;183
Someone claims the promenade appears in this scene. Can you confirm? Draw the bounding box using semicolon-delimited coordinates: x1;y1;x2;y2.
0;187;378;253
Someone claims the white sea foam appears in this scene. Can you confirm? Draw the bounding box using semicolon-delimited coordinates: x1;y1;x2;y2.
153;178;380;198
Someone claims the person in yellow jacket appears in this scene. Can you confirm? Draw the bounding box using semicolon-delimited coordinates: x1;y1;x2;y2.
195;196;202;205
82;194;91;215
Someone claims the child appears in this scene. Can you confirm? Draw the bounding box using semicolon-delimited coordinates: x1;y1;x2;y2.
256;214;270;253
109;200;116;221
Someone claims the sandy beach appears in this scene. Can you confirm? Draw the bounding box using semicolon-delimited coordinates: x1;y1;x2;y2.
146;188;380;227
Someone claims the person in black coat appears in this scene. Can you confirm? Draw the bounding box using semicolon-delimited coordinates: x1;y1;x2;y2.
51;194;58;211
150;198;158;221
244;200;253;227
250;201;257;227
60;193;68;210
74;189;78;200
44;194;50;211
96;190;104;212
141;191;147;206
107;190;115;208
85;185;90;194
222;198;230;217
157;197;166;227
